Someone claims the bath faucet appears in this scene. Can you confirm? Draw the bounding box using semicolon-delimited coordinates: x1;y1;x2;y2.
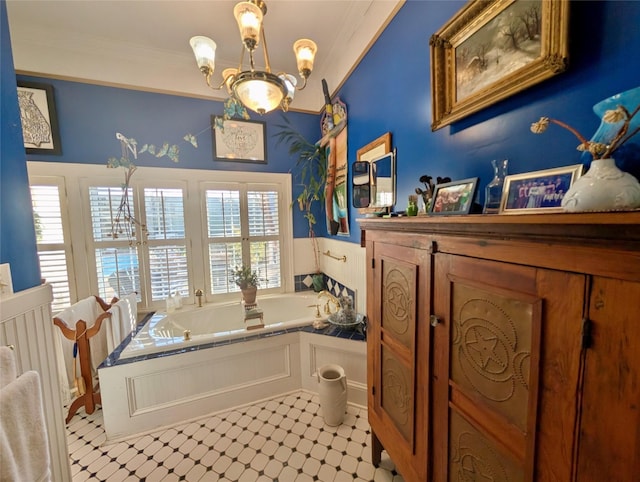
317;290;340;314
307;304;321;318
195;289;203;307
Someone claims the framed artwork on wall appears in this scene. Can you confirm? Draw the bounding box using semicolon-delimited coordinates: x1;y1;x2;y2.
212;118;266;163
430;177;479;215
430;0;569;130
500;164;584;214
17;81;62;155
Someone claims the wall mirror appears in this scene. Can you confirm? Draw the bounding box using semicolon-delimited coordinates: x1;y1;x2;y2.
352;149;396;210
354;132;394;211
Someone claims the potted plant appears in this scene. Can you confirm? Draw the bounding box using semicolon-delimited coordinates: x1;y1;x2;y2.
274;117;327;292
232;265;259;304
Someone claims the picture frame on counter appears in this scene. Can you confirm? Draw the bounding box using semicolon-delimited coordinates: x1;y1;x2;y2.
500;164;584;214
430;177;479;215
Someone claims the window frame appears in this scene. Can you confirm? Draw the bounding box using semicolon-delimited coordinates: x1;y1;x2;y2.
29;176;78;312
201;181;286;302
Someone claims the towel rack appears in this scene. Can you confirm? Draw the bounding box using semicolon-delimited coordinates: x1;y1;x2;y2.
53;295;115;423
323;250;347;262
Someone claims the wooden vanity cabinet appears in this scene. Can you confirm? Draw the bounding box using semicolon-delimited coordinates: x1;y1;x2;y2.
361;213;640;482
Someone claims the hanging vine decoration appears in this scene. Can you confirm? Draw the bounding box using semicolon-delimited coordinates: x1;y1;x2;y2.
106;132;199;244
105;96;250;244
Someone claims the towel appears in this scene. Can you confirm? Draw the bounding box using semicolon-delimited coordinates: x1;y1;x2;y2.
104;304;122;354
118;293;138;337
0;346;17;389
0;370;52;482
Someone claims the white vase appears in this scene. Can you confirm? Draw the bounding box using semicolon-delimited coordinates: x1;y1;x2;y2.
317;364;347;426
562;158;640;212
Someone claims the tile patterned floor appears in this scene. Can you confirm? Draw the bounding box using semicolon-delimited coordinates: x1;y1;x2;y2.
66;391;405;481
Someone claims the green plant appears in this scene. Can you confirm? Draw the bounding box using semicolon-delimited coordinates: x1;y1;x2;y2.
273;116;327;274
231;265;259;289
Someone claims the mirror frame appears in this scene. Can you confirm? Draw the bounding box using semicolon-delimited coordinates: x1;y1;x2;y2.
369;150;396;209
355;132;392;213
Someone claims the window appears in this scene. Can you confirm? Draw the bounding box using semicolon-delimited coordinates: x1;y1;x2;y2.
30;180;74;312
204;184;282;295
88;186;141;302
142;187;189;301
27;162;293;311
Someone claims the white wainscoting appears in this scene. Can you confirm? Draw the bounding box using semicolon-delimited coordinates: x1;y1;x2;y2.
294;237;367;313
99;331;366;442
319;237;367;313
0;284;72;482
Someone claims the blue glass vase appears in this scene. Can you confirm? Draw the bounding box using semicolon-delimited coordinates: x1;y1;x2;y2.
563;87;640;212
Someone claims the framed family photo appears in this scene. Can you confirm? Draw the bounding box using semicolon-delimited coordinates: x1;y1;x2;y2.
430;0;569;130
212;118;266;163
500;164;584;214
17;81;62;154
430;177;479;215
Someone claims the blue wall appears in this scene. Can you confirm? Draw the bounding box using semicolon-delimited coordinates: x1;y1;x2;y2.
338;0;640;243
0;1;41;291
16;75;323;241
2;0;640;291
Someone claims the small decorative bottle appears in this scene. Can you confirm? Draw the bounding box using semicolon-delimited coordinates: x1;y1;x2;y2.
407;194;419;216
173;291;183;309
484;159;509;214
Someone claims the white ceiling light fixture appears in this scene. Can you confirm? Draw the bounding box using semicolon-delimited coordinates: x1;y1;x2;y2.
190;0;317;115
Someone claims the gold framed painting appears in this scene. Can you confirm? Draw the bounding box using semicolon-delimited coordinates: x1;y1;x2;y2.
430;0;569;131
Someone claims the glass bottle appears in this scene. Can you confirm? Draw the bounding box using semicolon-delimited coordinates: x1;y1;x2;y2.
484;159;509;214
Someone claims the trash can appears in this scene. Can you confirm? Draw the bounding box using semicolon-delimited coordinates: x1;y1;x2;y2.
317;364;347;426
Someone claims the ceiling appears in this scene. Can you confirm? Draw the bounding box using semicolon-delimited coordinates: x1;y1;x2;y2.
6;0;404;113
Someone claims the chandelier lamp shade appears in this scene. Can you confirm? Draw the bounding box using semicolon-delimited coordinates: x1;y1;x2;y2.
190;0;317;115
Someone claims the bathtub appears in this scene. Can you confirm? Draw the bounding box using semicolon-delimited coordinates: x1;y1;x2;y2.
119;292;322;359
98;291;366;441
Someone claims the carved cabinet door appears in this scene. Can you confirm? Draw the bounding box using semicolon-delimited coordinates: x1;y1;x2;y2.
367;241;432;482
575;277;640;482
432;254;585;482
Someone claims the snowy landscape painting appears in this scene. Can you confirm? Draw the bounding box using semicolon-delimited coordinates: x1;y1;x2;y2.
430;0;568;130
455;0;542;102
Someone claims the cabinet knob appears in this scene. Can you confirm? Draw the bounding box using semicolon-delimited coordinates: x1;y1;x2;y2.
430;315;441;327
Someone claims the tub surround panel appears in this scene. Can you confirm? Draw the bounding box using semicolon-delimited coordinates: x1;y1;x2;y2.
128;343;293;414
99;322;366;441
99;333;302;441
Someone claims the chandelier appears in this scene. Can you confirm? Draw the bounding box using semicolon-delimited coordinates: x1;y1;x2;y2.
190;0;317;115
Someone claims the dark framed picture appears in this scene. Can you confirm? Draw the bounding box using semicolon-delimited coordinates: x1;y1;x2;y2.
17;81;62;155
430;0;569;130
500;164;584;214
430;177;479;215
212;118;266;163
